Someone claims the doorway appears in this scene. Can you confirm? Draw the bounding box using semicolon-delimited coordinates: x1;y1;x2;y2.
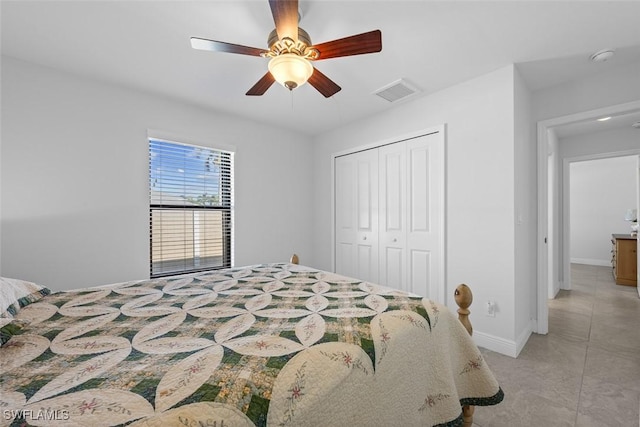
565;155;639;289
536;100;640;334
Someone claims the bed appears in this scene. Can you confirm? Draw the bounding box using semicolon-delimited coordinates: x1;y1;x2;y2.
0;258;503;426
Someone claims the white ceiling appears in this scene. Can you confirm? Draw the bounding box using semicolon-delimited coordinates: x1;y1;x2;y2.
2;1;640;136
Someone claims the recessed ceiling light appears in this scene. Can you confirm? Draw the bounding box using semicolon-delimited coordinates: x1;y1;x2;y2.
589;49;615;62
596;116;612;122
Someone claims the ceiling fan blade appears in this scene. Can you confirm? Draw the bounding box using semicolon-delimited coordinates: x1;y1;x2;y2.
191;37;267;57
312;30;382;60
308;68;341;98
246;72;276;96
269;0;299;41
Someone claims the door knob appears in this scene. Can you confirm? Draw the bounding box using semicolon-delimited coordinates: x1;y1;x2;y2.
363;236;367;240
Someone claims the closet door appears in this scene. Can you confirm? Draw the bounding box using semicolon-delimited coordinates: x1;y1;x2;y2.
334;149;379;282
334;131;443;301
406;133;443;301
379;142;407;290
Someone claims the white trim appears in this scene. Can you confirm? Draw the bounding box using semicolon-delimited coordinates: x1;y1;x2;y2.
562;156;572;291
536;100;640;335
516;320;534;357
570;258;611;267
536;121;550;333
474;319;532;358
330;125;447;303
331;126;443;159
147;129;237;153
146;129;236;269
473;331;517;358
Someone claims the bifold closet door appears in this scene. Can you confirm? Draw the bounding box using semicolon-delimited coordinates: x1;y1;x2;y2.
335;132;443;300
334;149;379;282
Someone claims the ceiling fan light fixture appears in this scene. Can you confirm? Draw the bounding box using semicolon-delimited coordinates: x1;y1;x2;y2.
268;53;313;90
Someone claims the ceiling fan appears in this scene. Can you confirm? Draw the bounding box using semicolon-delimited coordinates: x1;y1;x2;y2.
190;0;382;98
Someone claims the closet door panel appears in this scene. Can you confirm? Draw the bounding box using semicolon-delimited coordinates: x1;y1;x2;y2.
382;247;403;289
382;150;403;232
357;157;376;233
334;155;357;278
355;150;379;282
357;244;376;283
335;149;378;282
335;243;355;278
409;249;430;297
379;143;406;290
408;145;430;233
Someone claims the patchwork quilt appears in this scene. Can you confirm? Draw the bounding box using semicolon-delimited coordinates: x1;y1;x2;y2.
0;263;503;426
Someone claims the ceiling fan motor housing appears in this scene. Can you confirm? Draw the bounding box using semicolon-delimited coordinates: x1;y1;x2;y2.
264;28;319;60
267;28;312;49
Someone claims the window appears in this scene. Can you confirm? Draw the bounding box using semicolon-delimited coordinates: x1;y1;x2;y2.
149;138;233;277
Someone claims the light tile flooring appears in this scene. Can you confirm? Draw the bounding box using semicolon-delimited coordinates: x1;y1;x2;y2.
473;264;640;427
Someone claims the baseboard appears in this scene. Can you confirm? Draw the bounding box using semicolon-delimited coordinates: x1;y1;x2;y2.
473;331;518;358
570;258;610;267
515;321;534;356
474;321;533;358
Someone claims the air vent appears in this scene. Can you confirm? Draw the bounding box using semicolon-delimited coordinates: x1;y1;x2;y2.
374;79;420;103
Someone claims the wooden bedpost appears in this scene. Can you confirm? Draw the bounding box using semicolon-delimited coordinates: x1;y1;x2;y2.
454;284;473;336
290;254;299;265
455;284;475;427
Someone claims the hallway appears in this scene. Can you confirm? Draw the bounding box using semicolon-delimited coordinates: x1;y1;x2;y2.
474;264;640;426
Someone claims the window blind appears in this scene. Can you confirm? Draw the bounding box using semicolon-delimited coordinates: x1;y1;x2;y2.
149;138;233;277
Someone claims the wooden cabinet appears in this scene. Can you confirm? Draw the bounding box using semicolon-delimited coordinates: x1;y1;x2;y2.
611;234;637;286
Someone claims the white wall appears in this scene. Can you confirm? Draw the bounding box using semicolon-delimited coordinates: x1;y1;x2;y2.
569;156;637;265
533;61;640;122
1;56;314;291
533;60;640;296
312;65;524;356
560;127;640;160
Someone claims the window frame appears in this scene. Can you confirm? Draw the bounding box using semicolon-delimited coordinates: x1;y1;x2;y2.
148;134;234;278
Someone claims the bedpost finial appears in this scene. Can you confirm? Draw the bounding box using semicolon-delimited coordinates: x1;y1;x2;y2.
454;284;473;310
455;284;473;336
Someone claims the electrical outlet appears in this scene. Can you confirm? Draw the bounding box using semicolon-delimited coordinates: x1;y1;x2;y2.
486;300;496;317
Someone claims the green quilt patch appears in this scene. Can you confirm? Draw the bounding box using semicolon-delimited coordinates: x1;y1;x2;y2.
246;394;270;427
130;378;160;407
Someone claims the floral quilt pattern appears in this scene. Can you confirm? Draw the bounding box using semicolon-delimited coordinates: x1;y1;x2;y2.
0;263;503;426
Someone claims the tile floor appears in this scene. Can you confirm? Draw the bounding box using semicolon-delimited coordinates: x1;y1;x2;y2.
472;264;640;427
